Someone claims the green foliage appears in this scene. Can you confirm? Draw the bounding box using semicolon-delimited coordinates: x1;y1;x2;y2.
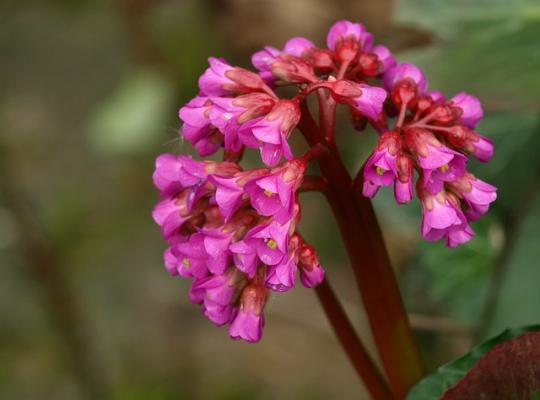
407;325;540;400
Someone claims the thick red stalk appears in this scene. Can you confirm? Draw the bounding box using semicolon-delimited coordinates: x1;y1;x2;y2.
298;101;424;399
315;279;393;400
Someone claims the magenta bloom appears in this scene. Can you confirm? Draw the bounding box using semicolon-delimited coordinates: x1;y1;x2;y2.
283;37;316;57
326;20;371;52
394;154;414;204
384;63;428;93
450;92;483;128
229;285;267;343
199;57;269;97
363;131;401;197
420;189;474;248
265;256;297;292
448;173;497;221
298;243;325;288
153;19;498;345
372;45;397;74
209;93;275;152
245;159;305;221
193;269;243;326
331;80;387;120
240;100;300;166
166;235;209;278
153;154;206;195
178;96;223;156
469;133;494;162
248;221;291;266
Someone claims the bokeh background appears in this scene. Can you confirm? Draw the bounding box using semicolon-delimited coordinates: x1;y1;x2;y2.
1;0;539;399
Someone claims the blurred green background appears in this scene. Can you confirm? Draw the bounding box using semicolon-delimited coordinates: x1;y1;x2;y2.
1;0;539;399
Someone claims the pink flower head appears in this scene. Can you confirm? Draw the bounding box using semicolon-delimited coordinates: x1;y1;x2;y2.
419;187;474;248
327;20;372;62
394;154;414;204
330;80;387;120
199;57;269;96
384;63;428;94
298;242;325;288
245;159;306;221
450;92;483;128
229;283;268;343
371;45;397;75
448;173;497;221
209;93;276;152
363;131;401;197
240;100;300;166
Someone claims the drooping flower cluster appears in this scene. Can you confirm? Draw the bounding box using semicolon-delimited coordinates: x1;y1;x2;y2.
153;20;496;342
362;63;497;247
153;155;325;342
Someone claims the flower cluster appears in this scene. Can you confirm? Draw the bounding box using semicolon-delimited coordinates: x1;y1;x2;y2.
153;20;497;342
152;154;325;342
362;63;497;247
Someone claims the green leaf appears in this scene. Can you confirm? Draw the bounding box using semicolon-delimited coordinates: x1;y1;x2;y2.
406;325;540;399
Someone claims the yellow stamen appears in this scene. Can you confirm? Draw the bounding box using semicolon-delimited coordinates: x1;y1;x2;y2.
267;239;277;250
264;189;275;197
182;258;190;268
376;166;386;175
439;164;449;173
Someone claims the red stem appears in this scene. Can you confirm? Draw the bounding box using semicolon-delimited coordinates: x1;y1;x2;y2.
298;101;424;399
315;279;393;400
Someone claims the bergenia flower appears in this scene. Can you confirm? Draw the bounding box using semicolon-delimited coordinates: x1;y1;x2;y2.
152;19;497;345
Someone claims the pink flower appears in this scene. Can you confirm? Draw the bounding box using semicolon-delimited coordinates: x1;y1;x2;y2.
422;153;467;194
229;284;268;343
193;269;244;326
448;173;497;221
371;45;396;74
450;92;483;128
244;159;305;221
384;63;428;94
469;133;494;162
394;154;414;204
208;174;245;220
153;154;206;195
326;20;372;60
209;93;275;152
199;57;268;96
406;128;463;171
152;193;193;239
178;96;223;156
283;37;316;58
239;100;300;166
331;80;387;120
229;239;259;278
165;235;209;278
265;256;297;292
363;131;401;197
419;188;474;248
298;243;325;288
